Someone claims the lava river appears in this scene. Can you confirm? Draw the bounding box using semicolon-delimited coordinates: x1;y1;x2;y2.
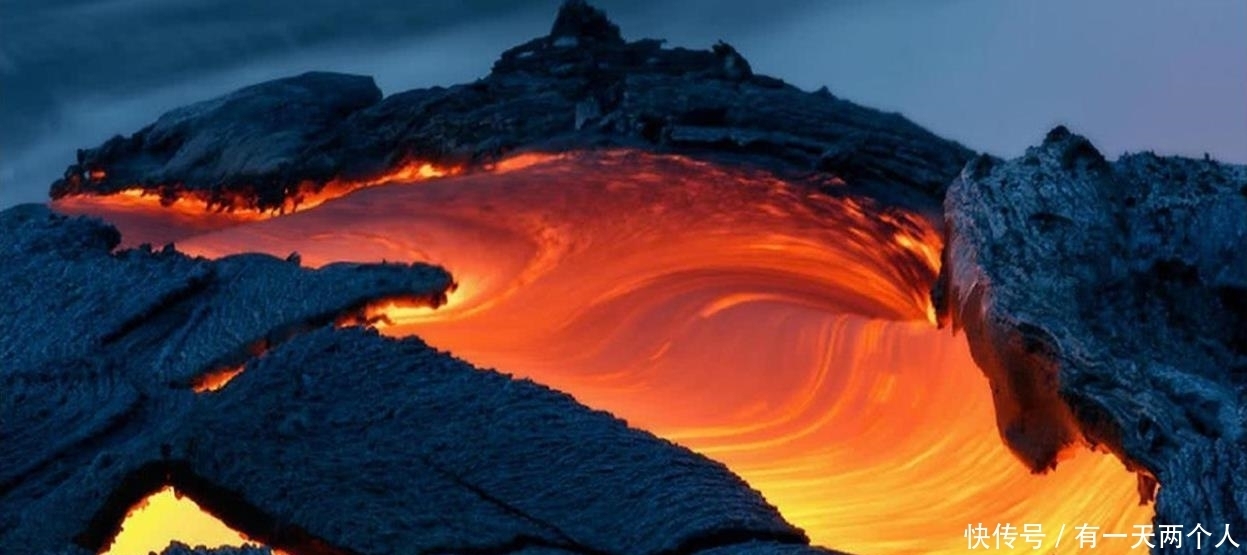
57;151;1152;554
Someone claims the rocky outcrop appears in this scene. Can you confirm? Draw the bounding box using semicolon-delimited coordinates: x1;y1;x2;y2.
0;205;838;555
52;72;382;209
936;126;1247;548
51;1;973;214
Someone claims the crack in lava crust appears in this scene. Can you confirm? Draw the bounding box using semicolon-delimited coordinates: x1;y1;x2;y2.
67;150;1152;554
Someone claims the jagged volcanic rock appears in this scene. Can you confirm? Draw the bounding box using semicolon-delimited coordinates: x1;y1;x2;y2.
0;205;838;555
0;204;452;389
50;1;973;214
52;72;382;209
936;127;1247;550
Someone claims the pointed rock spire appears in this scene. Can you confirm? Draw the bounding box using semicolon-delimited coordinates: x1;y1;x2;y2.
549;0;624;45
712;41;754;80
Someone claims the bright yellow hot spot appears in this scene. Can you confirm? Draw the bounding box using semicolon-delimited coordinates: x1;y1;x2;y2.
102;487;254;555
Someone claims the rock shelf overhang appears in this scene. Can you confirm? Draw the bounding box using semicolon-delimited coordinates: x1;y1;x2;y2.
935;127;1247;540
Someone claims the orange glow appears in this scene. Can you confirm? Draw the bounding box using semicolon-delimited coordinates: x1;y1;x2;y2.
190;365;245;393
101;487;257;555
53;188;265;247
89;169;108;181
484;151;569;173
78;151;1151;554
53;159;459;247
357;160;458;185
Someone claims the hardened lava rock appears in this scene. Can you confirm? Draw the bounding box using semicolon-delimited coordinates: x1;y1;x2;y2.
159;544;272;555
51;1;972;215
0;205;838;555
936;127;1247;552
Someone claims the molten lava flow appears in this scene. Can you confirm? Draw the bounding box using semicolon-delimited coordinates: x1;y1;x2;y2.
190;365;246;393
81;151;1152;554
53;189;266;247
102;487;258;555
52;160;459;247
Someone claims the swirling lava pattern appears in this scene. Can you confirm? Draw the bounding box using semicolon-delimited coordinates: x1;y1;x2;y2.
60;151;1151;554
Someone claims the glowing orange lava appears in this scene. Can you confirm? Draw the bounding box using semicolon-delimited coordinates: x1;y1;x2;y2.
72;151;1151;554
190;365;245;393
53;159;459;246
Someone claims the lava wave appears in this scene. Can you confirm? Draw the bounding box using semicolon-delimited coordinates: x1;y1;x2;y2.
60;151;1151;554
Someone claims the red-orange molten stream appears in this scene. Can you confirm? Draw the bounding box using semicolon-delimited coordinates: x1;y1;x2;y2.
54;161;457;246
61;151;1150;554
190;365;246;393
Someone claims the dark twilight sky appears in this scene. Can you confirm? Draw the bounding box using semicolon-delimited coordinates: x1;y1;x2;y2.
1;0;1243;207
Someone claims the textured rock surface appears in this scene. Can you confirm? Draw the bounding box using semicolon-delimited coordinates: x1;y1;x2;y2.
0;204;452;389
50;1;972;214
0;205;837;554
936;127;1247;549
160;543;272;555
51;72;382;209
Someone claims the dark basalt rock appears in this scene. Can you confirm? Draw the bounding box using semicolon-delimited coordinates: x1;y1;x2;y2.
549;0;624;45
51;72;382;210
160;543;272;555
0;205;838;555
936;127;1247;550
0;205;452;390
50;1;973;214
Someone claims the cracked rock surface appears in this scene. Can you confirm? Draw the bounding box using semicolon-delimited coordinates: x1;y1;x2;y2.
0;205;837;555
936;127;1247;552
